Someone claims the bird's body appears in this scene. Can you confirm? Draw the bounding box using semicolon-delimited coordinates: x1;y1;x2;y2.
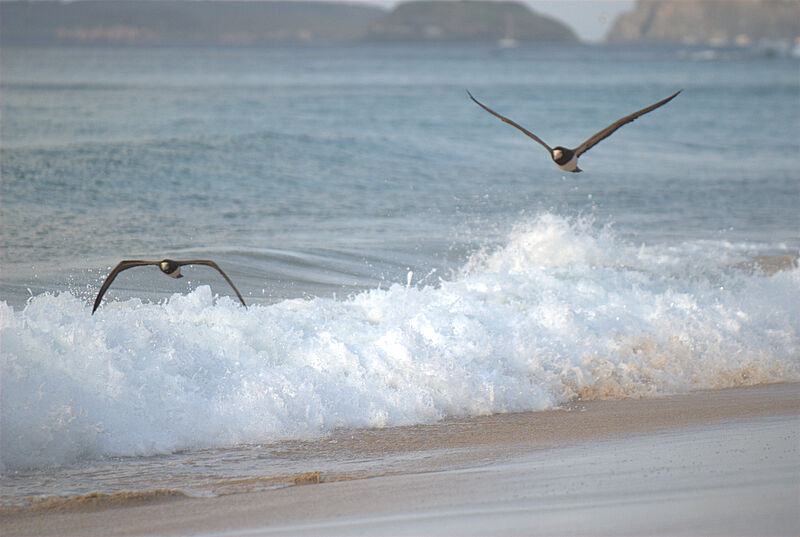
92;258;246;314
159;259;184;278
552;147;580;172
467;90;681;172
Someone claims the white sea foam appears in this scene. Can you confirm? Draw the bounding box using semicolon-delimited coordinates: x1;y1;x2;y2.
2;214;798;471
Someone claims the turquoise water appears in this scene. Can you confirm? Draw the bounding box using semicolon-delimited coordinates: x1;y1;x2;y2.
1;42;798;496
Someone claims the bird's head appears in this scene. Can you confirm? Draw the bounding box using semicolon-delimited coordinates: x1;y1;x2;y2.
159;259;183;278
551;146;576;166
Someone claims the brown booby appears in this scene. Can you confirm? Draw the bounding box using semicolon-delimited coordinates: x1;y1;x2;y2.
92;259;247;314
467;89;681;172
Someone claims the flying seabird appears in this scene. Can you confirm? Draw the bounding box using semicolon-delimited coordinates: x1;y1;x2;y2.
467;89;681;172
92;259;247;314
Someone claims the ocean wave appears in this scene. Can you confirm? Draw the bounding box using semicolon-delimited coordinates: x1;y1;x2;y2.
2;214;798;471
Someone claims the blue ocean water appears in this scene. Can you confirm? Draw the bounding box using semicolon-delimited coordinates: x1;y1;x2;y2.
1;42;799;499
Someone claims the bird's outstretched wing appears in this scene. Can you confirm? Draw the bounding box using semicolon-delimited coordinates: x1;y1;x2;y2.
92;260;158;314
574;90;681;157
178;260;247;308
92;258;248;314
467;90;552;153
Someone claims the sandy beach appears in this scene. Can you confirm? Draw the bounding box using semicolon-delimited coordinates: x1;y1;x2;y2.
3;382;798;536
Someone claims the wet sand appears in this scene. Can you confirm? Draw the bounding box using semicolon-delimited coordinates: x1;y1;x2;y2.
3;383;798;536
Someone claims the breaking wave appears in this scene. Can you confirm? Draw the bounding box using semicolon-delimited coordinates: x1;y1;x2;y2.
2;214;798;471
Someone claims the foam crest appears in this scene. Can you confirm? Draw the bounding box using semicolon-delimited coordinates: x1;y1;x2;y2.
2;215;798;471
461;214;616;275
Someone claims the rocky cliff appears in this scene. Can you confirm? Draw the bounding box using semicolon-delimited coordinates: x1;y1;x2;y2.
365;1;577;42
606;0;799;44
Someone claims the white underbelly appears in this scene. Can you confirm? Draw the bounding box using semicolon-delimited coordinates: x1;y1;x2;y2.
555;154;580;172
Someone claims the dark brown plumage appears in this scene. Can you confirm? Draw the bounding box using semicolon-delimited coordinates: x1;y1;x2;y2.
92;259;247;314
467;89;681;172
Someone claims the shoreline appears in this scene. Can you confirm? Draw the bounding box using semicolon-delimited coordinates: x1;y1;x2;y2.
3;382;799;536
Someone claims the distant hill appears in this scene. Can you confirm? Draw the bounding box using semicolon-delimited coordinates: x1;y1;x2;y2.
0;0;578;45
0;1;386;44
606;0;800;44
366;1;578;42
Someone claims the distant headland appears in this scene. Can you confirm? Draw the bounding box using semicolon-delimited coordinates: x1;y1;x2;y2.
4;0;796;48
1;1;385;44
1;0;577;45
364;1;577;42
607;0;799;46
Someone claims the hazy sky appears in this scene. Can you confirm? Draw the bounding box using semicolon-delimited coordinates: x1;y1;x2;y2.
366;1;636;42
525;1;635;42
